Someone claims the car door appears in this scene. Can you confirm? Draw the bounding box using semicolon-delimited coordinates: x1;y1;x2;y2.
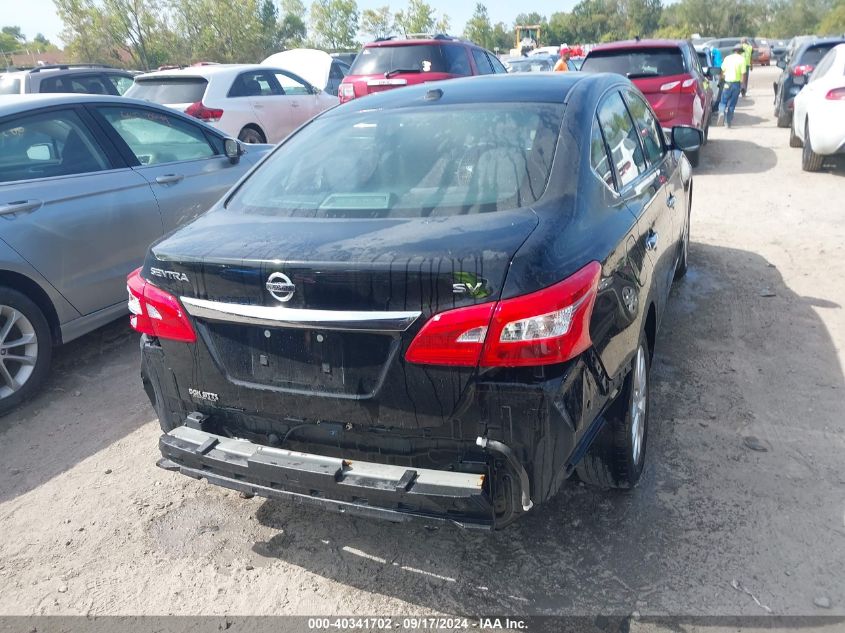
0;105;164;315
228;69;286;142
795;48;836;134
272;70;322;138
597;90;675;319
91;104;240;232
624;89;685;301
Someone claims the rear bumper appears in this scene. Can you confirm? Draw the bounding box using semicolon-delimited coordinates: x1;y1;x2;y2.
159;424;496;529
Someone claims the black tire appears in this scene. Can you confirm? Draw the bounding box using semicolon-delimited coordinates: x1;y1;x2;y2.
238;126;266;144
0;287;52;416
776;109;791;128
674;206;690;280
576;332;650;489
686;148;700;168
789;121;803;148
802;122;824;172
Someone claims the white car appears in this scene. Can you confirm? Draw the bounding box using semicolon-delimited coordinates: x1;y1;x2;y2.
262;49;350;97
791;44;845;171
126;64;338;144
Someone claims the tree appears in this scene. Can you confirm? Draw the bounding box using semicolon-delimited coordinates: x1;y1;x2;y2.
281;0;307;19
490;22;512;52
259;0;283;54
1;26;25;43
435;13;450;33
310;0;359;49
627;0;663;37
818;0;845;34
280;13;307;46
464;3;492;48
546;11;575;44
361;5;395;40
395;0;435;36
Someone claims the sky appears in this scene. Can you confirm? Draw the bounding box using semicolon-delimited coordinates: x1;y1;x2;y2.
13;0;580;46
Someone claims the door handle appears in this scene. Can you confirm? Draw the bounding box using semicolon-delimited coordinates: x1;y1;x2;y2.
667;193;676;209
645;231;659;252
253;103;264;109
290;102;300;108
0;199;43;216
155;174;184;185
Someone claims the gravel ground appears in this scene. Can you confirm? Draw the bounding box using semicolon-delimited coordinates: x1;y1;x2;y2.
1;67;844;623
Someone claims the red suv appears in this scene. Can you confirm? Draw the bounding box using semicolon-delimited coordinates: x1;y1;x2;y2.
339;35;507;104
581;39;712;165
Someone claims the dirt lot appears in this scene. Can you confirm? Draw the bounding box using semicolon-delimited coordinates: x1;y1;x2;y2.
1;67;844;620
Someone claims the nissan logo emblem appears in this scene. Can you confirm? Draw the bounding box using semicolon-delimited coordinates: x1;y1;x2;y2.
265;272;295;303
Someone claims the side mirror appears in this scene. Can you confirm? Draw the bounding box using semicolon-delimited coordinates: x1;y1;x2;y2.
708;66;721;79
224;138;245;163
671;125;703;152
777;59;786;69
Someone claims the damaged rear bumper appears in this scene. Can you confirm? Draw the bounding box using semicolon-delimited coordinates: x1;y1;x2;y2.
159;425;495;529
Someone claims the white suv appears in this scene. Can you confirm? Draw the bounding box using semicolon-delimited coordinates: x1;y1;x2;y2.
126;64;338;144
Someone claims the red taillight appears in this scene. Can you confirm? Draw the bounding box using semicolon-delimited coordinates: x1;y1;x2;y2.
826;87;845;100
405;302;495;366
661;78;697;94
184;101;223;123
405;262;602;368
127;268;196;343
660;80;680;92
793;64;814;77
338;82;355;104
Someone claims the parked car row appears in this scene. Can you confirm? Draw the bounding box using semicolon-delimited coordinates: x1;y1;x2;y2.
783;43;845;171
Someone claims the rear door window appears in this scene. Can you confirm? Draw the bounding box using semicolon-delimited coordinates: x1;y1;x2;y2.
590;117;615;188
39;74;114;95
597;91;647;189
623;90;666;166
228;70;281;97
582;47;687;78
488;53;508;74
0;76;22;94
125;78;208;104
799;44;839;67
349;45;447;75
97;107;215;165
472;49;494;74
442;45;471;75
106;74;135;95
0;109;110;183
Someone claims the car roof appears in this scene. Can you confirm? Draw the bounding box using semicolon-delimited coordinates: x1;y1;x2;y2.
363;37;475;49
0;93;177;118
135;64;267;80
1;66;132;78
327;72;614;114
589;39;687;52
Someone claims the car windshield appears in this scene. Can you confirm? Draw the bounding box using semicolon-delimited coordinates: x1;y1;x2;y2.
0;76;21;95
350;45;448;75
126;77;208;104
799;44;840;66
582;48;687;77
228;103;564;218
509;58;554;72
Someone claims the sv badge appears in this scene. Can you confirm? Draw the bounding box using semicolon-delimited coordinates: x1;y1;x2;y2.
452;272;490;299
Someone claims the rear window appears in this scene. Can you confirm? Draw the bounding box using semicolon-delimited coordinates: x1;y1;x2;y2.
349;44;468;76
125;78;208;104
509;58;554;73
799;44;840;67
0;76;21;95
582;47;687;78
229;103;564;218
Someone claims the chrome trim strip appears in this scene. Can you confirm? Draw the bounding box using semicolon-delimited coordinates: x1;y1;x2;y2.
180;296;421;332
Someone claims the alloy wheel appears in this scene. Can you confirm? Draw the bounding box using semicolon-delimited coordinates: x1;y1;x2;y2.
0;304;39;399
630;344;647;465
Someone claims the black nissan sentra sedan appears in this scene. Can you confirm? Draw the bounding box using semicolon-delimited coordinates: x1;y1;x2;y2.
129;73;701;529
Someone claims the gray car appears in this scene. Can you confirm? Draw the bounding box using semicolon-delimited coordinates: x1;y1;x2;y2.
0;94;271;413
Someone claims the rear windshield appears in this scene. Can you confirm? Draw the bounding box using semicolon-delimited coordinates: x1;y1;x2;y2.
799;44;840;66
228;103;564;218
581;47;687;78
125;77;208;104
0;76;21;95
349;44;468;76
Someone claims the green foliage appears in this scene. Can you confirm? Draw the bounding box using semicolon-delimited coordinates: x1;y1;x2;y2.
310;0;359;49
361;5;395;40
395;0;435;36
818;0;845;34
464;3;493;47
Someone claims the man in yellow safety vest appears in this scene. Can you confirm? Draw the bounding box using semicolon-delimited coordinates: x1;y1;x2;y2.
718;44;747;128
740;38;753;96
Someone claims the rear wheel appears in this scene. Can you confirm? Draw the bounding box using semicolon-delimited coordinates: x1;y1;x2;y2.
776;108;791;128
802;122;824;172
789;120;803;148
0;288;52;415
576;334;650;489
238;125;266;144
